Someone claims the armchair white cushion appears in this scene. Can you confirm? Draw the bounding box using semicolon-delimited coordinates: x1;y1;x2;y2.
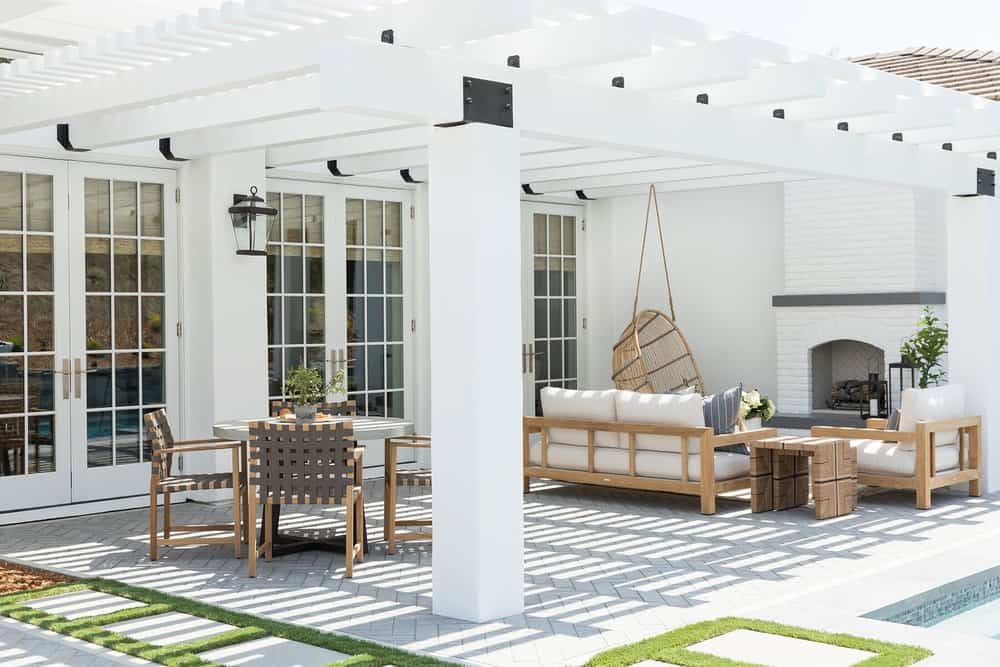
898;384;964;449
540;388;619;448
614;390;706;452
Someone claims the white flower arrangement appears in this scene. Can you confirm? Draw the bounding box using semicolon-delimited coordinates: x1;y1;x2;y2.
739;388;776;422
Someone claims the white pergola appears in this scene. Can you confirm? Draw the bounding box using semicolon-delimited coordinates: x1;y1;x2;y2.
3;0;998;622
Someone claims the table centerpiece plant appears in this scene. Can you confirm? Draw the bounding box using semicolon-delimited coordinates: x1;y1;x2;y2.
284;365;347;422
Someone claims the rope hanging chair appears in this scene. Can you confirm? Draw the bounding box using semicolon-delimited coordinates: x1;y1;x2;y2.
612;185;706;395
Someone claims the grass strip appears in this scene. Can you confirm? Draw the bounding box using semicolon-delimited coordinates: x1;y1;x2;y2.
0;577;452;666
584;617;932;667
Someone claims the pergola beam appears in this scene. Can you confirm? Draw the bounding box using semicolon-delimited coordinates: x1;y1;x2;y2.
547;171;813;198
522;155;704;182
524;164;762;192
265;126;430;167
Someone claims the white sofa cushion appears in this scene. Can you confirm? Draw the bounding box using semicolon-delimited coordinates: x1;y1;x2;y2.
898;385;964;449
540;387;619;448
614;390;706;452
853;440;960;476
528;443;749;481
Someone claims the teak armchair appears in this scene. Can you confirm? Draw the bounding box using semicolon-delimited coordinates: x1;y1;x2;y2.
144;409;247;561
812;416;982;509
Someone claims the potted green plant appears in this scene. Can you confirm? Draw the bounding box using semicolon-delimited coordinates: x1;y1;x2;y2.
284;366;346;422
739;388;776;430
900;307;948;388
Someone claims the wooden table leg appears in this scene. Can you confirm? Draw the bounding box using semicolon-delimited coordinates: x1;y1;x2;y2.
812;441;858;519
750;447;774;512
773;451;809;510
384;438;397;555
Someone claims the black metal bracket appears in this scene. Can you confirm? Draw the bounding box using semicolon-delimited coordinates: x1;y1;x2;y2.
696;93;709;105
942;142;953;151
381;29;394;44
772;108;785;119
56;123;90;152
449;76;513;127
837;121;849;132
158;137;188;161
327;160;353;177
400;168;423;184
978;168;996;196
575;190;595;201
522;184;542;195
988;151;997;160
954;168;996;198
507;54;520;68
611;76;625;89
892;132;903;142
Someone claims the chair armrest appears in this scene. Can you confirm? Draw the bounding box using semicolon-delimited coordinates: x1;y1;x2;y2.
919;416;981;432
174;438;242;447
811;426;916;443
710;428;778;449
866;418;888;429
161;440;243;454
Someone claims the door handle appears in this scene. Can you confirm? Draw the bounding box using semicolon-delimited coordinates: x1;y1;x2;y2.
522;344;527;374
74;358;82;399
61;358;71;400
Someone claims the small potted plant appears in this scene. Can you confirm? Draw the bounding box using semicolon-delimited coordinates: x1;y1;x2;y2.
900;306;947;389
739;388;776;430
284;366;346;422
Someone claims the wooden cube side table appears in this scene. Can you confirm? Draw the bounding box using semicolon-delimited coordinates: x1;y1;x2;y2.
750;436;857;520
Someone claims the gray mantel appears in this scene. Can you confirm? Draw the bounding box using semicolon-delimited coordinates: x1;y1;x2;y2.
772;292;946;308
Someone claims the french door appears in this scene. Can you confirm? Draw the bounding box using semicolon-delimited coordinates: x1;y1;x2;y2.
0;158;178;513
521;202;585;416
264;180;414;431
0;157;72;510
68;164;178;502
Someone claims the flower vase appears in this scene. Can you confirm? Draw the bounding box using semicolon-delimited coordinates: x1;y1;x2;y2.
744;417;762;431
294;404;317;423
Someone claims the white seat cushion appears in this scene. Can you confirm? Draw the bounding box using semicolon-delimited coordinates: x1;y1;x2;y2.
898;385;964;450
540;387;620;448
529;443;749;481
614;390;706;452
853;440;960;476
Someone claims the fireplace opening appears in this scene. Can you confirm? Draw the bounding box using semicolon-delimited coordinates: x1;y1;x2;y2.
811;340;886;411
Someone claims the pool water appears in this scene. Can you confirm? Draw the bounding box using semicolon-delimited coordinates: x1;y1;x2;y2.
865;564;1000;639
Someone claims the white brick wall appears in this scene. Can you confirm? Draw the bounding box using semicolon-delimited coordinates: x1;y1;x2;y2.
777;180;947;415
776;305;945;414
784;180;943;293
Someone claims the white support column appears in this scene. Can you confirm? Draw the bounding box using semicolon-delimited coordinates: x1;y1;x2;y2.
178;150;268;483
429;123;523;621
947;194;1000;492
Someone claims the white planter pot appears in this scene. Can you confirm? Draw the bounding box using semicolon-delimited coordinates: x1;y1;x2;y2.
744;417;762;431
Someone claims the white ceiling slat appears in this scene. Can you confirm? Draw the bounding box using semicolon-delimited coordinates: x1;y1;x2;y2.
70;75;322;150
554;172;814;198
669;61;831;107
521;147;649;170
524;164;767;192
906;106;1000;144
337;148;428;174
523;156;705;183
265;126;430;167
843;97;958;135
752;80;900;122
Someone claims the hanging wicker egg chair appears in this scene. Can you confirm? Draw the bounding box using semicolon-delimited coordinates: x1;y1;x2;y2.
611;185;706;395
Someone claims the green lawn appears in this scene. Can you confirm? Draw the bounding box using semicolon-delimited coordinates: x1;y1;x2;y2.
0;577;453;667
583;617;932;667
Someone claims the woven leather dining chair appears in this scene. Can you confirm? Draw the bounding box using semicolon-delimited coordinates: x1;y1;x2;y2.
144;409;246;561
268;399;357;418
246;419;365;577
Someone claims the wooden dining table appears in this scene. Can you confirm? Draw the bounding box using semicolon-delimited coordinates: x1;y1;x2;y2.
213;415;414;556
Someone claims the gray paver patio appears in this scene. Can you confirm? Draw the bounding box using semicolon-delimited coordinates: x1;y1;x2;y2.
0;615;154;666
24;590;145;620
104;611;236;646
3;479;1000;665
198;636;349;666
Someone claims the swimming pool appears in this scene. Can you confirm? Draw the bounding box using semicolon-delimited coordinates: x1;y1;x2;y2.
865;564;1000;639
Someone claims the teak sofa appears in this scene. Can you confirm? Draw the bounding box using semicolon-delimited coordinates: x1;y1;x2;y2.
523;388;778;514
811;384;981;509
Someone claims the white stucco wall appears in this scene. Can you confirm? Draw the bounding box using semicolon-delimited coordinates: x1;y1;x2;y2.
583;184;785;400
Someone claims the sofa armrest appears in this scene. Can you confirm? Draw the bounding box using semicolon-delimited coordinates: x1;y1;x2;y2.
866;418;888;429
919;416;981;433
709;428;778;450
811;426;917;443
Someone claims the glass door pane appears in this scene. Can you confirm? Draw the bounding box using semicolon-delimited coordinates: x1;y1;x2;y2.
0;159;71;512
69;165;177;503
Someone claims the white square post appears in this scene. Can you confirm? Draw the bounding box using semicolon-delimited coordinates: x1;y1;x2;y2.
429;123;524;621
947;194;1000;492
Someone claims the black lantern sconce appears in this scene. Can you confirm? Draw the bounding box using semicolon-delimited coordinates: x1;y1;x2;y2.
888;356;917;412
229;185;277;256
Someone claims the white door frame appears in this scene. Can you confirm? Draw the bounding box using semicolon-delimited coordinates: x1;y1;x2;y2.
0;156;72;512
520;200;586;416
67;163;179;503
